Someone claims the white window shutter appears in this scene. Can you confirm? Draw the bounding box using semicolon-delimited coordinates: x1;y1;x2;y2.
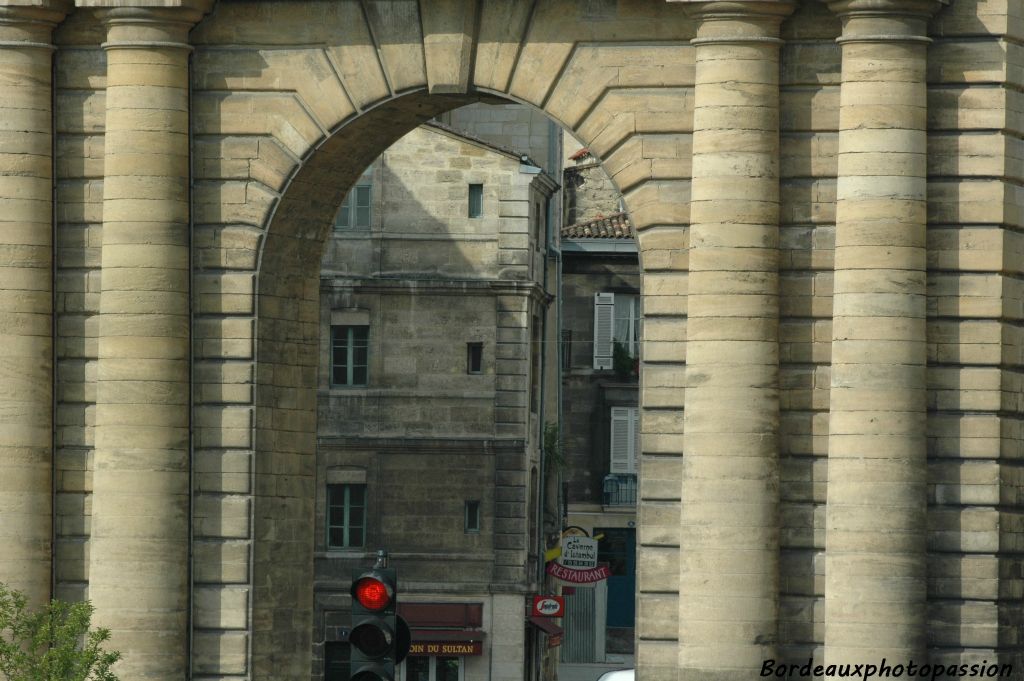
593;292;615;370
630;407;640;474
610;407;633;474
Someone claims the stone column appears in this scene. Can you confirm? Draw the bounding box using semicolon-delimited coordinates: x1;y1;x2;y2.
0;0;68;608
89;3;207;678
825;0;940;666
680;2;791;678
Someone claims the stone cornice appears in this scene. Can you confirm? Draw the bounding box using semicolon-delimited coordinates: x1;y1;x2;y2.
827;0;943;42
680;0;796;42
90;0;213;48
827;0;946;17
0;1;70;40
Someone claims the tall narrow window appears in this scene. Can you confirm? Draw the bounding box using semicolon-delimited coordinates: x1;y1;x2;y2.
561;330;572;371
465;500;481;533
530;318;541;413
535;201;544;249
326;484;366;548
467;342;483;374
335;184;372;229
593;292;641;369
468;183;483;218
331;325;369;386
609;406;640;476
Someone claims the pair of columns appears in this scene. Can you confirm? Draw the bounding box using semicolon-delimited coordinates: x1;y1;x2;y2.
681;0;939;676
0;2;208;678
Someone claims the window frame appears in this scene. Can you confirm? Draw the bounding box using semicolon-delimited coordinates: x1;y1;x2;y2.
468;183;483;218
334;183;372;230
331;325;369;387
593;292;641;369
326;483;367;550
402;655;464;681
464;500;481;533
466;342;483;374
609;406;640;476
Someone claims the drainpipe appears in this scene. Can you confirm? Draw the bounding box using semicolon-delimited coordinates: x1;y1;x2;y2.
50;37;58;603
187;45;195;681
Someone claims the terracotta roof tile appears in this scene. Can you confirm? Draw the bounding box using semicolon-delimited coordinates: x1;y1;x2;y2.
561;212;633;240
569;147;592;161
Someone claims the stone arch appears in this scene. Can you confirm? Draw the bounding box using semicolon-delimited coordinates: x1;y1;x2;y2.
188;2;694;677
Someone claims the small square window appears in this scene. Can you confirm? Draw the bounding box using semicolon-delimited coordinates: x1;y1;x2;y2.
465;500;481;533
468;183;483;218
467;342;483;374
335;184;372;230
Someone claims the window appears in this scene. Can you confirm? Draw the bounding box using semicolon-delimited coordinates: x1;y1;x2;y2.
561;330;572;371
332;325;368;386
324;642;349;681
468;183;483;218
466;342;483;374
609;406;640;476
326;483;366;549
404;656;463;681
593;292;641;370
464;500;480;533
535;201;542;249
335;184;372;229
530;318;541;413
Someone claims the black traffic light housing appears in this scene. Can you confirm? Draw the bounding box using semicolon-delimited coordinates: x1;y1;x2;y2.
350;567;398;681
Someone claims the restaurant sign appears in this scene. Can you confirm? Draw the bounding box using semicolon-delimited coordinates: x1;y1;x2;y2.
409;641;482;656
546;561;612;584
560;536;598;569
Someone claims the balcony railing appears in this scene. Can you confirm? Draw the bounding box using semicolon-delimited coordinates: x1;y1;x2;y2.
602;474;637;506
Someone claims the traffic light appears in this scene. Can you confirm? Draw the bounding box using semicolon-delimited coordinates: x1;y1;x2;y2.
350;566;398;681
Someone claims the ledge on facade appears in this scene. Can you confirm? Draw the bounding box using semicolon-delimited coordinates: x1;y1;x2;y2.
317;436;526;454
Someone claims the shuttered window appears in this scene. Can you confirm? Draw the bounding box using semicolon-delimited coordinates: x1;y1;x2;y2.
609;406;640;475
594;292;641;369
593;292;615;369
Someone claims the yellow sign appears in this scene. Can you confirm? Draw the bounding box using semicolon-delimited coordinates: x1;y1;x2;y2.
408;642;482;656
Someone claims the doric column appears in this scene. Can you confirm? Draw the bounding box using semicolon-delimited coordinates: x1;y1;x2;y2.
825;0;941;666
680;2;792;678
88;3;208;678
0;0;68;608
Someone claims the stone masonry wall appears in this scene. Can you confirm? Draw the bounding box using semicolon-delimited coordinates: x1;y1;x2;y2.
23;0;1023;678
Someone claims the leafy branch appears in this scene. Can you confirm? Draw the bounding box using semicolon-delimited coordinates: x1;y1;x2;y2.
0;583;120;681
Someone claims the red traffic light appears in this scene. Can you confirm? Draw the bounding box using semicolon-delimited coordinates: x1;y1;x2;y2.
353;576;392;611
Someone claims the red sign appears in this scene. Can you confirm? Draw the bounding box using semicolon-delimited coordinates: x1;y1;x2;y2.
546;562;612;583
408;641;482;656
531;595;565;617
547;633;563;648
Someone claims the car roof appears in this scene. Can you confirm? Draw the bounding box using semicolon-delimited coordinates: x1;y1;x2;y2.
596;669;635;681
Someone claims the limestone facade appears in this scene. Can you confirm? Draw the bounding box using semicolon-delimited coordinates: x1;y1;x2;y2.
314;122;559;681
0;0;1021;680
559;215;641;672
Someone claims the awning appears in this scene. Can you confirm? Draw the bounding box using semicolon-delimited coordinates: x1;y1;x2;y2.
528;616;563;637
411;629;483;642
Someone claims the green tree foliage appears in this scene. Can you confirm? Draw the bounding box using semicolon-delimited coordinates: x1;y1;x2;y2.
0;583;120;681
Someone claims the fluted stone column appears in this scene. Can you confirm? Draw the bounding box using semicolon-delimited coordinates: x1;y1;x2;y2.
88;3;208;678
680;3;791;678
825;0;940;666
0;0;68;608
